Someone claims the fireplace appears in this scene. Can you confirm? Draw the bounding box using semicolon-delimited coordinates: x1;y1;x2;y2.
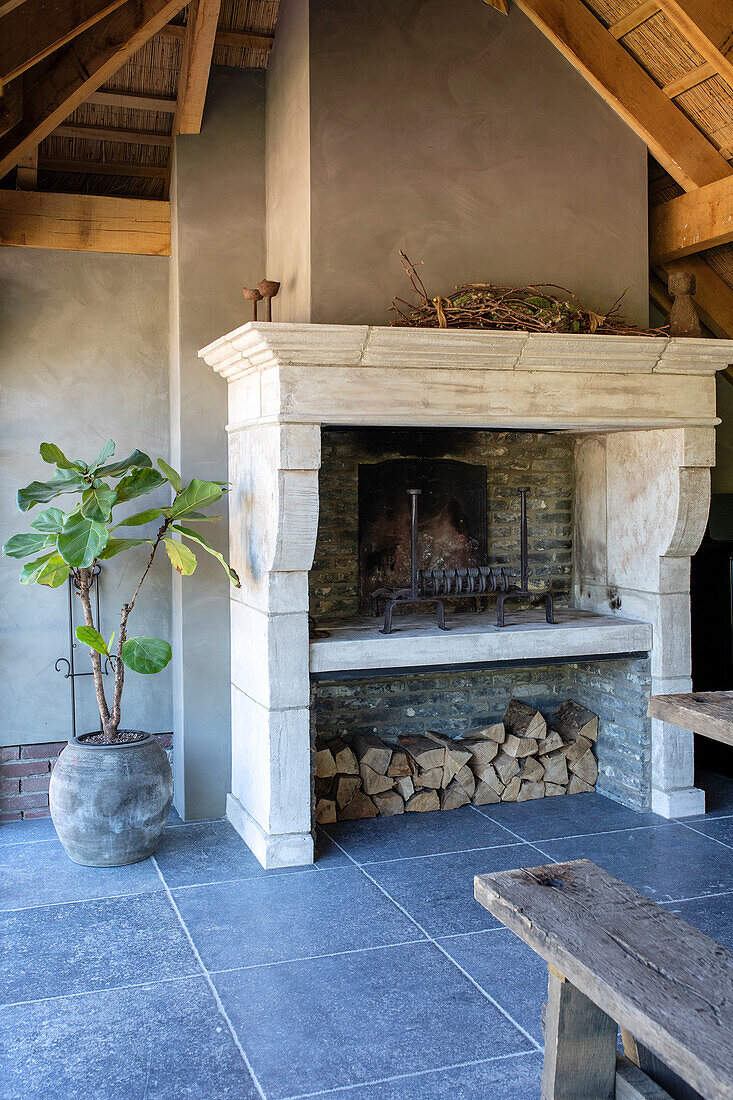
200;322;733;868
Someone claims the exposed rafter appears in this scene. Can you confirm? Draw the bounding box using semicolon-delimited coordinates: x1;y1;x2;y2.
85;90;177;112
0;189;170;255
172;0;222;137
53;123;172;147
651;176;733;262
0;0;128;85
39;156;167;178
160;23;274;52
0;0;188;181
657;1;733;92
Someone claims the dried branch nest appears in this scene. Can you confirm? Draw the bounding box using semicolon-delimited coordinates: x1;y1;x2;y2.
390;252;665;336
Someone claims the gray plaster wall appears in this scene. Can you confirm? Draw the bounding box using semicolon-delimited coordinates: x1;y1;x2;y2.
170;67;266;819
268;0;648;326
0;248;171;747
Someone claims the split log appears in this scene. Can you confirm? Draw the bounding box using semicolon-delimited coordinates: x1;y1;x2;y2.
315;798;337;823
315;775;335;800
326;737;359;776
542;750;569;787
494;751;521;784
569;749;598;786
387;748;413;777
537;731;563;755
544;782;566;796
454;763;476;798
440;779;470;811
517;780;545;801
564;736;593;766
473;779;502;805
460;738;500;767
503;698;547;741
340;789;379;819
336;775;361;809
394;775;414;800
425;731;472;785
520;756;545;783
503;733;539;758
465;722;506;743
473;761;502;788
554;700;598;743
413;766;443;790
502;775;522;801
353;733;393;775
372;790;405;816
568;774;595;795
405;789;440;812
316;746;337;778
359;763;394;795
399;735;445;771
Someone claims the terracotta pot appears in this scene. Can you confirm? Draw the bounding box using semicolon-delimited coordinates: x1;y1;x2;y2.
49;732;173;867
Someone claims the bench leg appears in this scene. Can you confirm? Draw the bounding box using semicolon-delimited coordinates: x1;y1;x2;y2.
621;1031;703;1100
541;967;618;1100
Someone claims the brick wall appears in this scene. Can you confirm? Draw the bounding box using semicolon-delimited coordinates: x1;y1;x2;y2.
0;734;174;822
310;428;574;622
313;656;652;809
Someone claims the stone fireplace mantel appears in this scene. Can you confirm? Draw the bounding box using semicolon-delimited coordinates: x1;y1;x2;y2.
199;323;733;868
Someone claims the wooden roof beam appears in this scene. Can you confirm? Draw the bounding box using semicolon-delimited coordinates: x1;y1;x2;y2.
172;0;222;137
0;0;188;181
0;189;170;255
85;90;177;112
651;175;733;262
608;1;660;40
513;0;732;190
657;1;733;91
662;61;716;98
39;155;167;178
160;24;274;51
53;123;172;146
0;0;128;85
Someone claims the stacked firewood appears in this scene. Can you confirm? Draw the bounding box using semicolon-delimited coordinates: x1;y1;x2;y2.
315;699;599;823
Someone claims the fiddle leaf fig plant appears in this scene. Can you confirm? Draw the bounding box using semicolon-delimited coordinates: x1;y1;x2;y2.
3;441;240;743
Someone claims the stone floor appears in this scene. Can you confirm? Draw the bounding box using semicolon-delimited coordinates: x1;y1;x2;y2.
2;773;733;1100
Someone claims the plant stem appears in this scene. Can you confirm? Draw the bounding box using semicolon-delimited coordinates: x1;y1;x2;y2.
108;521;170;735
78;568;112;738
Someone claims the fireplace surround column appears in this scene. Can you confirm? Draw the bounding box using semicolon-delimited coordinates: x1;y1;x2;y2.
575;426;715;817
225;420;321;867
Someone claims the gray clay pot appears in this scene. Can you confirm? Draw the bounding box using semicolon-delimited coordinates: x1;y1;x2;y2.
49;732;173;867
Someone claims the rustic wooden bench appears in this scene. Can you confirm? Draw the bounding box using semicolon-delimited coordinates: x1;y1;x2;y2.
474;859;733;1100
648;690;733;748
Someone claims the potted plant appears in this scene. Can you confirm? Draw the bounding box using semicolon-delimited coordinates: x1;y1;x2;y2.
2;441;239;867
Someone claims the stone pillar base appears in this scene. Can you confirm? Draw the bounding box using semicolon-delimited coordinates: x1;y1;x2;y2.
226;793;314;869
651;786;705;819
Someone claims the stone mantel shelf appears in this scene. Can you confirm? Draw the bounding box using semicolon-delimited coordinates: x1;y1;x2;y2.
309;608;652;675
200;322;733;430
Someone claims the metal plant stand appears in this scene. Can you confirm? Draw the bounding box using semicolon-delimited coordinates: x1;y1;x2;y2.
376;486;555;633
55;564;112;739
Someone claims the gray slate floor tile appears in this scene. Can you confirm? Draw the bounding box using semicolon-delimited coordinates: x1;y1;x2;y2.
154;819;313;888
662;891;733;951
539;823;733;902
684;816;733;848
480;791;667;843
0;892;198;1005
213;940;534;1098
365;842;543;937
0;816;58;846
174;866;422;972
696;770;733;819
437;928;548;1043
0;839;162;911
0;976;260;1100
323;804;517;863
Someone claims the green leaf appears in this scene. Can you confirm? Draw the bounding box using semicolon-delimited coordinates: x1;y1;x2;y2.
175;511;222;523
97;449;152;478
112;508;162;529
107;630;116;655
19;551;55;585
158;458;182;493
56;516;109;568
88;440;115;473
37;554;71;588
80;484;118;522
17;469;87;512
30;507;65;534
168;478;224;519
114;468;165;503
2;532;54;559
163;537;197;576
75;625;109;657
120;636;172;675
39;442;81;471
98;537;151;560
173;524;240;587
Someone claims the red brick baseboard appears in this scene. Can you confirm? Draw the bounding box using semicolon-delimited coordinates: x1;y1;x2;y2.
0;734;174;822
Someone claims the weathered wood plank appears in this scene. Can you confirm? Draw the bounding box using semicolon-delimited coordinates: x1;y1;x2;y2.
542;968;618;1099
0;189;170;255
474;860;733;1100
648;690;733;746
616;1055;674;1099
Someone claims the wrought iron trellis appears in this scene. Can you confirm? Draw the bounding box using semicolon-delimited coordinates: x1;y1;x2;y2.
55;564;112;739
